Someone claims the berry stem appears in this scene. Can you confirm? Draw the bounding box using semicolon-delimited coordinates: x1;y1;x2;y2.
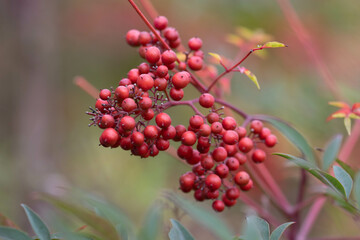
164;99;203;116
128;0;171;50
207;47;264;92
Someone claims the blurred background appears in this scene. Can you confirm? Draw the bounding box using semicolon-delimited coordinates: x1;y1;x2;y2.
1;0;360;239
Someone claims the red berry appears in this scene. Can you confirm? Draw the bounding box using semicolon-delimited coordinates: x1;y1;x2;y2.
139;96;153;109
194;189;205;201
212;147;228;162
144;125;159;139
138;31;151;45
120;136;133;150
99;128;119;147
156;138;170;151
188;37;203;51
154;77;168;91
161;50;177;66
95;99;109;113
194;50;204;58
156;65;168;78
222;195;237;207
115;86;130;100
207;112;220;123
192;164;205;175
119;78;132;86
211;122;223;134
234;171;250;186
201;155;215;170
225;187;240;200
145;46;161;64
156;112;171;128
126;29;140;46
141;108;155;120
181;131;197;146
161;125;176;140
234;152;247;165
265;134;277;147
149;145;159;157
223;130;239;145
250;120;263;134
169;38;181;48
187;56;203;71
252;149;266;163
138;62;150;74
199;124;211;136
207;189;220;199
174;125;187;141
131;132;145;146
226;157;240;171
240;179;253;191
172;71;191;89
154;16;168;30
169;88;184;101
205;173;222;191
120;116;136;131
177;144;193;160
189;115;204;129
222;117;237;130
127;68;140;84
238;137;254;153
215;164;229;178
199;93;215;108
99;89;111;100
137;142;150;157
259;127;271;140
164;27;179;41
121;98;137;112
179;172;196;192
212;200;225;212
235;127;247;138
178;62;187;71
223;144;237;156
99;114;115;129
187;150;201;165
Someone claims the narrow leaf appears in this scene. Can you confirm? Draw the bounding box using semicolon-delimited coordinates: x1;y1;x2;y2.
349;113;360;120
238;67;260;90
324;189;359;214
37;193;120;240
0;227;32;240
336;159;356;179
322;135;343;170
208;52;222;62
168;219;195;240
262;41;287;48
355;172;360;208
21;204;51;240
317;171;346;197
51;232;94;240
137;204;162;240
328;101;349;108
344;117;351;135
255;115;315;164
270;222;294;240
334;166;353;199
164;192;233;240
246;216;269;240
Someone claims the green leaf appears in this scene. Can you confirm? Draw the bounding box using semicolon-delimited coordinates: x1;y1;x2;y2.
317;171;346;197
137;204;162;240
255;115;315;164
354;172;360;208
168;219;195;240
322;135;343;170
0;227;32;240
37;193;120;240
344;117;351;135
334;166;353;199
323;189;359;214
246;216;269;240
21;204;51;240
262;41;287;48
51;232;95;240
270;222;294;240
164;192;233;240
244;69;260;90
335;159;356;179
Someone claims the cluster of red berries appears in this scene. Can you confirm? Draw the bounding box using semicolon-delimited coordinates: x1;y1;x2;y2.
87;15;278;212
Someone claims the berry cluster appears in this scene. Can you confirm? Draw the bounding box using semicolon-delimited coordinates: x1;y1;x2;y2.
87;15;278;211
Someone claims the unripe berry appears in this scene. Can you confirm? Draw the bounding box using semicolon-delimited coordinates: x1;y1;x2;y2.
223;130;239;145
234;171;250;186
215;164;229;178
161;50;177;65
100;128;119;147
170;87;184;101
226;187;240;200
154;16;168;30
212;147;228;162
188;37;203;51
181;131;197;146
172;71;191;89
126;29;140;46
238;137;254;153
250;120;263;134
144;125;159;139
189;115;204;129
99;89;111;100
212;200;225;212
156;112;171;128
199;93;215;108
222;117;237;130
120;116;136;131
205;173;222;191
121;98;137;112
226;157;240;171
131;132;145;146
265;134;277;147
145;46;161;64
211;122;223;134
99;114;115;129
187;56;203;71
252;149;266;163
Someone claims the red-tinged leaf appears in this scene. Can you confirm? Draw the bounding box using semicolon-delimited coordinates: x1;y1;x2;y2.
326;109;348;121
237;67;260;90
262;41;287;48
0;213;20;229
352;103;360;116
328;101;350;109
349;113;360;120
344;117;351;135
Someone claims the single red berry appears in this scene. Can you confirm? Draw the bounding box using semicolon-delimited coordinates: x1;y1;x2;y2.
197;136;211;148
252;149;266;163
234;152;247;165
235;127;247;138
212;200;225;212
125;29;140;46
156;112;171;128
222;117;237;130
187;56;203;71
181;131;197;146
187;149;201;165
192;164;205;175
127;68;140;84
95;99;109;113
99;128;119;147
189;115;204;129
265;134;277;147
222;194;237;207
145;46;161;64
156;138;170;151
156;65;168;78
207;112;220;123
120;116;136;131
120;136;133;150
194;189;205;201
212;147;228;162
199;124;211;136
164;27;179;41
174;125;187;141
131;131;145;146
144;125;159;139
234;171;250;186
201;155;215;170
178;62;187;71
161;125;176;140
199;93;215;108
99;114;115;129
115;86;129;100
137;142;150;157
121;98;137;112
223;130;239;145
259;127;271;140
207;190;220;199
154;77;168;91
177;144;193;160
250;120;263;134
169;38;181;48
226;157;240;171
138;46;147;58
172;71;191;89
240;179;253;191
154;16;168;30
161;50;177;66
99;89;111;100
223;144;237;156
138;31;151;46
138;96;153;110
226;187;240;200
137;74;154;91
211;122;223;134
194;50;204;58
205;173;222;191
149;145;159;157
169;87;184;101
188;37;203;51
141;108;155;120
138;62;150;74
119;78;132;86
179;172;196;192
215;164;229;178
238;137;254;153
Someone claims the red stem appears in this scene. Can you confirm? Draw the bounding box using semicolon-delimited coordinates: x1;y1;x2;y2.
139;0;158;19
